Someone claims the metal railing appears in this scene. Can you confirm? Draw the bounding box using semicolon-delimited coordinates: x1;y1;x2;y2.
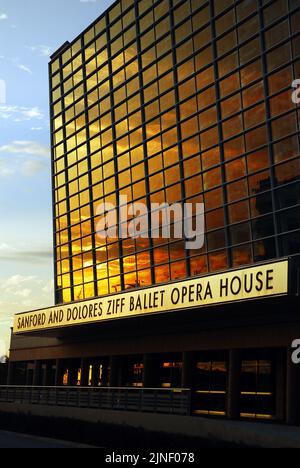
0;386;191;416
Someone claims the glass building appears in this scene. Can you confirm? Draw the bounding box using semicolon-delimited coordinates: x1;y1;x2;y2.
5;0;300;426
50;0;300;306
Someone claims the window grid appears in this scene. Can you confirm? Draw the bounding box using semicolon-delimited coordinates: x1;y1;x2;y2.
50;0;300;303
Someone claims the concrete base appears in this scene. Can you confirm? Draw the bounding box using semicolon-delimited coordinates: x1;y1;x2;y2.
1;402;300;448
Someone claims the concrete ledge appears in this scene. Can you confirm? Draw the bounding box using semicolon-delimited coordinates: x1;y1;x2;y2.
0;402;299;448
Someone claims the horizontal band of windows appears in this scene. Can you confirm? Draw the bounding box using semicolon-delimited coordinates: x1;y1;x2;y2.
50;28;300;118
52;102;300;166
52;85;298;156
53;147;300;201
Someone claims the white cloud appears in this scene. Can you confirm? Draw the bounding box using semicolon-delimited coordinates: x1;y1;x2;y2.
0;14;8;20
0;243;16;253
23;107;43;119
1;274;35;291
42;280;54;294
0;140;49;158
0;104;44;122
18;64;33;75
0;140;50;177
22;158;48;175
29;45;52;57
15;288;31;298
0;274;54;352
0;275;53;301
0;167;14;177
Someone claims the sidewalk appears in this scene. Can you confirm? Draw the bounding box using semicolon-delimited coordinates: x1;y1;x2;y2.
0;430;98;448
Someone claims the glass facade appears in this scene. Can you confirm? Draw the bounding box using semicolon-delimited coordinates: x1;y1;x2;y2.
50;0;300;304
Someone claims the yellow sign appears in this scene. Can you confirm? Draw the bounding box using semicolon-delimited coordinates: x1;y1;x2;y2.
13;260;289;334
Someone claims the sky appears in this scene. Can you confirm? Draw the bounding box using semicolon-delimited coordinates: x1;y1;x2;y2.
0;0;113;355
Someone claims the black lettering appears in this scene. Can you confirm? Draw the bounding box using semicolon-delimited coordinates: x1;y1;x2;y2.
82;305;88;319
171;288;180;305
189;284;195;302
160;291;165;307
256;271;264;292
142;294;148;310
153;291;159;308
266;269;274;290
196;283;203;301
182;286;188;303
231;276;242;296
220;278;229;297
244;273;253;294
204;282;213;300
67;308;72;322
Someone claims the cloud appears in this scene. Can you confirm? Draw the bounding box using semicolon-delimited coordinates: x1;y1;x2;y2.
18;64;33;75
22;158;48;175
23;107;43;119
0;274;54;343
29;45;52;57
0;243;53;263
15;288;31;298
0;141;49;158
0;14;8;20
42;280;54;294
0;167;14;177
0;275;53;299
0;140;50;177
0;104;44;122
0;273;54;354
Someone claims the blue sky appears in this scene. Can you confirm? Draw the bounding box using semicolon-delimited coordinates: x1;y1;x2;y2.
0;0;113;355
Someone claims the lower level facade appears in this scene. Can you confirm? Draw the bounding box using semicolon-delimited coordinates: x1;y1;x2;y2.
6;257;300;426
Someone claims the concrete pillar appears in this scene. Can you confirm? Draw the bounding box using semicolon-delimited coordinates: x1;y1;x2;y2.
227;350;241;420
286;348;300;425
33;361;42;386
276;349;286;422
6;360;14;386
80;358;89;387
54;359;64;387
181;352;194;388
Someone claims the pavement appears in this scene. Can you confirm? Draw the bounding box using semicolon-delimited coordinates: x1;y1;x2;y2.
0;430;97;448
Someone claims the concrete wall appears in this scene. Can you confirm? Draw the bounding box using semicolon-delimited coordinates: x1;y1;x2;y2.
1;402;300;448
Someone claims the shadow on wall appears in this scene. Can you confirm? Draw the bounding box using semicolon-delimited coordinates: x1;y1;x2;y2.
0;411;245;449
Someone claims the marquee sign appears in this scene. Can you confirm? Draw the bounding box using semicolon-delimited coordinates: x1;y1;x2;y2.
13;260;289;334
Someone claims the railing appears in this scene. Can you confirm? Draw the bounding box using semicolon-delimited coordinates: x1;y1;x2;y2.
0;386;191;416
